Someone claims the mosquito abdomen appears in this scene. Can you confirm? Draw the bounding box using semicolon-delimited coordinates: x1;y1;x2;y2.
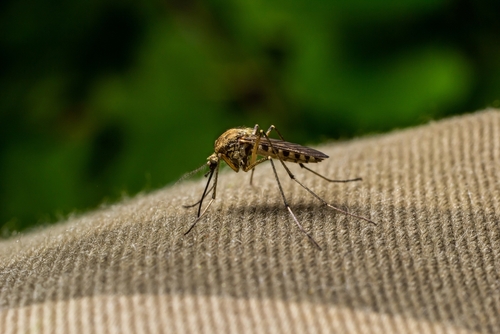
257;144;327;163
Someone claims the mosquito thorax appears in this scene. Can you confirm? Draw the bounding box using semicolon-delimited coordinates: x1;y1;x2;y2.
214;128;253;155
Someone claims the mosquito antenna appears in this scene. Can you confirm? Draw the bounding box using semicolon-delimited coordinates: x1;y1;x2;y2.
175;163;208;186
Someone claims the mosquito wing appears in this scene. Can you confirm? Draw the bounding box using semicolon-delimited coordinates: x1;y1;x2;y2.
240;136;328;163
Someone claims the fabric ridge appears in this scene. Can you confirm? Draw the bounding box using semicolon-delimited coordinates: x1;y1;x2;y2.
1;110;499;333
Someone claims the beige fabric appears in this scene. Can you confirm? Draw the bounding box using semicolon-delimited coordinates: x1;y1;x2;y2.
1;110;499;333
0;295;478;334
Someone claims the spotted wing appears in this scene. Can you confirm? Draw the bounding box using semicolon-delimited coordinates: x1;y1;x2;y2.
240;136;328;163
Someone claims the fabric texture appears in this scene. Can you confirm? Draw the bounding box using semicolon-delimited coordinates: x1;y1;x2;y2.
1;110;499;333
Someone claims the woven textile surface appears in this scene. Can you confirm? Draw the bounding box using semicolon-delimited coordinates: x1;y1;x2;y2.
1;111;499;333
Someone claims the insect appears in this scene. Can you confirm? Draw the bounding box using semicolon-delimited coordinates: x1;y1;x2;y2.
183;124;375;249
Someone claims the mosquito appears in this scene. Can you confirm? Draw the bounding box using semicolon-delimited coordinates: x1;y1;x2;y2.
182;124;375;250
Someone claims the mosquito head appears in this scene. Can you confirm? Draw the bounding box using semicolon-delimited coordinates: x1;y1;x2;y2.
207;153;219;168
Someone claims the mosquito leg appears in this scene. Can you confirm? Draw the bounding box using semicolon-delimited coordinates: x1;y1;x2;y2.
184;198;215;235
248;125;273;185
184;162;220;235
292;176;376;225
246;156;270;186
265;124;285;140
249;124;261;166
268;158;322;250
182;183;215;208
299;164;362;183
244;156;269;172
261;130;376;226
251;124;260;136
250;169;255;186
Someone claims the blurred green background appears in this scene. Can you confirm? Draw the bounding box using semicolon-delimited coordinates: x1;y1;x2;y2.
1;0;499;236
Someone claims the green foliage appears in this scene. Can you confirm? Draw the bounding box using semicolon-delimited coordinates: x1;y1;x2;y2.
1;0;499;235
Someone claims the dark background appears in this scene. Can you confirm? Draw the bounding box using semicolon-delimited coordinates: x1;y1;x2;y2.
1;0;499;236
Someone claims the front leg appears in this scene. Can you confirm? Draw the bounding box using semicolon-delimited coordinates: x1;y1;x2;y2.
251;124;260;136
249;124;261;166
265;124;286;140
244;156;270;173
